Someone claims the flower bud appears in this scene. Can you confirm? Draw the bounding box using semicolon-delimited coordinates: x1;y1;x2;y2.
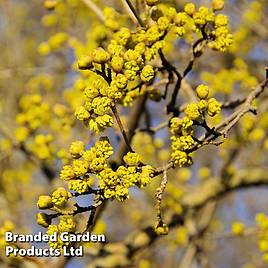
36;213;51;228
92;48;110;64
196;84;209;99
184;3;196;16
154;222;169;235
111;56;124;73
69;141;85;158
231;221;245;235
44;0;58;10
207;98;221;117
37;195;53;209
78;55;93;70
212;0;225;11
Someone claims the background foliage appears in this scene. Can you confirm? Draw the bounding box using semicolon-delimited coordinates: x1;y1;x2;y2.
0;0;268;267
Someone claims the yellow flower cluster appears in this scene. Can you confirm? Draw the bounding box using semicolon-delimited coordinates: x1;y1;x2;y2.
15;94;50;140
185;84;221;119
74;71;114;133
202;58;258;95
34;0;237;252
256;213;268;263
68;177;92;194
103;7;126;31
59;137;112;182
38;32;68;56
36;186;74;229
44;0;58;10
208;13;233;52
155;1;232;52
29;134;54;160
37;137;155;235
77;15;166;107
0;221;15;249
123;152;141;166
99;153;153;201
46;216;76;250
170;117;193;167
170;85;221;166
74;1;232;113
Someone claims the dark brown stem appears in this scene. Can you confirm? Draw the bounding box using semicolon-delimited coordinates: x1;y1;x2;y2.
112;104;134;152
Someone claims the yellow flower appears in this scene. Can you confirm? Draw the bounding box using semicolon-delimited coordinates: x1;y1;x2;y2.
140;65;155;82
157;16;170;31
75;106;91;120
212;0;225;11
58;216;76;232
89;114;113;133
92;97;112;115
231;221;245;235
171;135;195;151
69;179;90;194
92;47;110;63
69;141;85;158
259;240;268;252
105;85;122;99
174;13;188;26
154;222;169;235
38;42;51;56
114;27;131;46
123;152;141;166
115;185;129;201
184;3;196;16
60;165;75;181
114;74;128;89
51;187;71;206
198;167;211;180
44;0;58;10
215;14;228;27
111;56;124;72
41;14;58;27
185;103;201;120
207;98;221;116
72;159;89;176
15;126;29;142
48;32;68;50
171;150;192;167
170;117;193;136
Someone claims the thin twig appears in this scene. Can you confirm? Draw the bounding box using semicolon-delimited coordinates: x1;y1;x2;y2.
124;0;145;27
112;104;134;152
155;168;168;223
121;0;139;25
